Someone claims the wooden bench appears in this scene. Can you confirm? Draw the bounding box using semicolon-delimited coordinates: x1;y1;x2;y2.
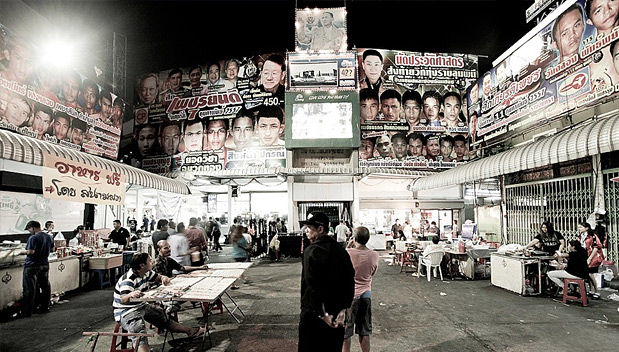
83;322;154;352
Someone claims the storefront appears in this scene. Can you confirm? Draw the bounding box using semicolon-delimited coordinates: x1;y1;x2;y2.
411;107;619;265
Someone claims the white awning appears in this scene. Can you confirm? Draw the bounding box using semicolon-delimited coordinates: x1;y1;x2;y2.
411;116;619;191
0;130;191;195
166;166;434;181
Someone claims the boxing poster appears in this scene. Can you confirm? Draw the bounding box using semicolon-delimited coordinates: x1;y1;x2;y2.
470;0;619;145
127;52;287;174
0;23;125;160
357;48;479;170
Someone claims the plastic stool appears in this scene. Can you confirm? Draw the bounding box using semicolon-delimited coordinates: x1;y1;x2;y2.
562;278;588;306
110;322;135;352
91;269;111;289
201;299;224;315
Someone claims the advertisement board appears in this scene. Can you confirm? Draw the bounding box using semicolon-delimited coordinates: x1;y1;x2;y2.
469;0;619;145
285;90;359;149
357;48;479;170
0;190;84;235
287;51;357;91
126;52;286;173
0;23;125;160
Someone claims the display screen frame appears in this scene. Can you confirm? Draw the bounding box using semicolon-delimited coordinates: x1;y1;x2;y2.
285;90;360;148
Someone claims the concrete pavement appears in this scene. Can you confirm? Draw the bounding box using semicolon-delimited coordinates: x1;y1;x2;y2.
1;247;618;351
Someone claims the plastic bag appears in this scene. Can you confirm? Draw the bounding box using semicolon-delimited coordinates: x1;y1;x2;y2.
68;238;79;247
54;232;65;240
602;268;614;282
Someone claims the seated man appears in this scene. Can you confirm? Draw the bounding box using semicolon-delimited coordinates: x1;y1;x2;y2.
420;236;444;276
112;253;205;352
154;240;208;278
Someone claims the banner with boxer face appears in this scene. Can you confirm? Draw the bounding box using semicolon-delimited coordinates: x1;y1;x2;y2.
357;48;479;170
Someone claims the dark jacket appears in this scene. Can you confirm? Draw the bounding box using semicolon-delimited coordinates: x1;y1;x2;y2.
566;248;589;280
300;234;355;319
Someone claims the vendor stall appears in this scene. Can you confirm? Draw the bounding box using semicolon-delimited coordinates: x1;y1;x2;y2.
491;253;554;296
0;255;80;311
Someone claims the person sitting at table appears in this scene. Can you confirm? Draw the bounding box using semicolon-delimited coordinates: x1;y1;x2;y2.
547;240;589;296
526;221;565;256
112;253;205;352
154;240;208;278
419;236;444;276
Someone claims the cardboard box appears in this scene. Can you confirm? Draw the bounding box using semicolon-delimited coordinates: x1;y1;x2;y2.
89;254;123;270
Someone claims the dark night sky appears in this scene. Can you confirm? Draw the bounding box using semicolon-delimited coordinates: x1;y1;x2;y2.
9;0;536;101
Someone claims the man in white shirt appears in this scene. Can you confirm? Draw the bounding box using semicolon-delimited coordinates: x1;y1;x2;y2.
335;220;351;248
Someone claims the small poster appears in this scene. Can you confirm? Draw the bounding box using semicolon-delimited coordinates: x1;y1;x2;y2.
295;7;347;52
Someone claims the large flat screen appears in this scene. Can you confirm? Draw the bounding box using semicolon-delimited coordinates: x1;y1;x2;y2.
291;102;353;139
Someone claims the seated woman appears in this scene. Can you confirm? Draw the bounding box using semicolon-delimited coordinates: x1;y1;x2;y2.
547;240;589;296
526;221;565;256
578;221;604;300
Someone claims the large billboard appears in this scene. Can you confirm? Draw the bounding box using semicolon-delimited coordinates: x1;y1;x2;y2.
469;0;619;145
126;52;287;173
357;48;479;170
0;24;125;159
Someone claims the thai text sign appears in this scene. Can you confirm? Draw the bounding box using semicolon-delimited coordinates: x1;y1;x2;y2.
42;153;126;205
469;0;619;144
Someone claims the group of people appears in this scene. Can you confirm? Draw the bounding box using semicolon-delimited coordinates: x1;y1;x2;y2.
525;217;608;300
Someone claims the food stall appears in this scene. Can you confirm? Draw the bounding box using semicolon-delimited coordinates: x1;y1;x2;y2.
491;252;554;296
0;244;80;311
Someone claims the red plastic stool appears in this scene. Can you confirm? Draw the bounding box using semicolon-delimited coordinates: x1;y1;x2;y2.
562;278;588;307
201;299;224;316
110;322;135;352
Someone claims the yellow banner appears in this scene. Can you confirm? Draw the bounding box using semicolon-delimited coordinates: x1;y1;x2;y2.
42;153;126;205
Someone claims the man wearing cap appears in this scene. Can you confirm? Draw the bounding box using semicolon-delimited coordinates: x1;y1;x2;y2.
298;211;355;351
20;220;54;317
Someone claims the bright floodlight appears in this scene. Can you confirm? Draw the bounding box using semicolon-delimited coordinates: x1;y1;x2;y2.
40;41;73;69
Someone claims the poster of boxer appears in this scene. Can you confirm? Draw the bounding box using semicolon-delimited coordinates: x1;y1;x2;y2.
357;48;479;170
469;0;619;146
0;23;125;160
127;52;286;174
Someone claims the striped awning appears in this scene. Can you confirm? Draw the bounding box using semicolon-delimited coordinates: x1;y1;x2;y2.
0;129;191;195
411;115;619;191
165;166;434;180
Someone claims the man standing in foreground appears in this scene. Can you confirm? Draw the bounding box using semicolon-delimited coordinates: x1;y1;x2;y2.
343;226;379;352
298;211;355;352
20;220;54;317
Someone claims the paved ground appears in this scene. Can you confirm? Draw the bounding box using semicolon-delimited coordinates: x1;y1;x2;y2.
1;246;618;352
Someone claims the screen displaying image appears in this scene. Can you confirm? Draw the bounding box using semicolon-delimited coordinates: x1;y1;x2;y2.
291;102;353;139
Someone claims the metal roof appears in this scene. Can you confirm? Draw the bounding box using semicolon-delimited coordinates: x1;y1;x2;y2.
0;129;191;195
411;116;619;191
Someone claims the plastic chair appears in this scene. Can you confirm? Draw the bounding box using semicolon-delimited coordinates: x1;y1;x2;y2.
400;251;416;273
418;250;444;282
